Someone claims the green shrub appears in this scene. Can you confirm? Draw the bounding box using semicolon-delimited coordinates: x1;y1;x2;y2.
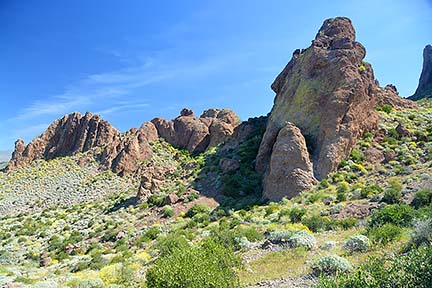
367;223;402;245
412;189;432;209
313;255;352;275
162;205;175;218
382;179;402;204
409;219;432;248
137;226;160;244
342;235;370;253
148;195;165;207
369;204;415;228
376;104;393;114
289;207;306;223
303;215;330;232
186;204;211;218
146;240;241;288
287;230;316;250
317;245;432;287
336;191;347;202
335;217;358;230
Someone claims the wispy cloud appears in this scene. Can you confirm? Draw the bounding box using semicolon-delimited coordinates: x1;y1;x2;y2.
95;102;150;116
9;55;226;122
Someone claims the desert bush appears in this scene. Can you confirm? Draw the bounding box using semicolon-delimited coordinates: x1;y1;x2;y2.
342;235;370;253
317;245;432;288
376;104;393;114
409;218;432;248
289;207;306;223
335;217;358;230
411;189;432;209
162;205;174;218
267;229;294;243
367;223;402;245
369;204;415;228
303;215;331;232
381;179;402;204
287;230;316;250
146;240;241;288
313;254;352;275
186;204;211;218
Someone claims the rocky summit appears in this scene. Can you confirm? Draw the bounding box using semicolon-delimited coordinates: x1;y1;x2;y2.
256;17;414;201
409;45;432;101
1;16;431;288
6;108;240;176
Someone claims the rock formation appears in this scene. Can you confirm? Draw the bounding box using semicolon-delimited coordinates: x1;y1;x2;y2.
409;45;432;101
256;17;415;201
377;84;417;109
151;108;240;153
7;112;120;171
7;108;240;176
263;122;317;200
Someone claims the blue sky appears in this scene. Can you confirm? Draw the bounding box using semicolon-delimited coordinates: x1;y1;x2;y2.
0;0;431;159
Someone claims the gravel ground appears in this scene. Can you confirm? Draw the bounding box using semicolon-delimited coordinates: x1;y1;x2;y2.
248;275;318;288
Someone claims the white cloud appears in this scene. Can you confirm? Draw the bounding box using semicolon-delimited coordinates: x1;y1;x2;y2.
9;55;226;122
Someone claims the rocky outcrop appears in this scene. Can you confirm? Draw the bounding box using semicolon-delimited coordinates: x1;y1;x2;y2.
6;112;158;175
151;108;240;153
409;45;432;101
7;108;239;176
263;123;317;201
7;112;120;171
256;17;395;200
100;122;158;176
377;84;417;109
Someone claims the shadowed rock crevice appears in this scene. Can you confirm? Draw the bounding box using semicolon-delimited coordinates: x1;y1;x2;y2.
409;45;432;101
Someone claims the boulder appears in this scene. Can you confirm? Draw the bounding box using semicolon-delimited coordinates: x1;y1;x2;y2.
263;122;317;201
152;108;240;153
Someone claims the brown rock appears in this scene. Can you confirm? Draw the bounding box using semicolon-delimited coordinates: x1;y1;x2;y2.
7;113;158;176
164;193;179;205
180;108;194;117
7;112;120;171
364;147;385;163
263;122;317;201
219;158;240;173
395;123;412;138
409;45;432;100
257;17;379;186
384;151;397;163
152;108;240;153
377;84;417;109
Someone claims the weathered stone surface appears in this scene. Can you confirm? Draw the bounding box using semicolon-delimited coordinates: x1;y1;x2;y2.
395;123;412;138
377;84;417;109
409;45;432;100
263;122;317;201
7;112;158;175
151;108;240;153
257;17;382;200
7;112;120;171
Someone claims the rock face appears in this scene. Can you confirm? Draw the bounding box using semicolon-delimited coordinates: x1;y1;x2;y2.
263;123;317;200
7;108;239;176
7;112;120;171
6;112;158;175
377;84;417;109
256;17;399;200
409;45;432;101
151;108;240;153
